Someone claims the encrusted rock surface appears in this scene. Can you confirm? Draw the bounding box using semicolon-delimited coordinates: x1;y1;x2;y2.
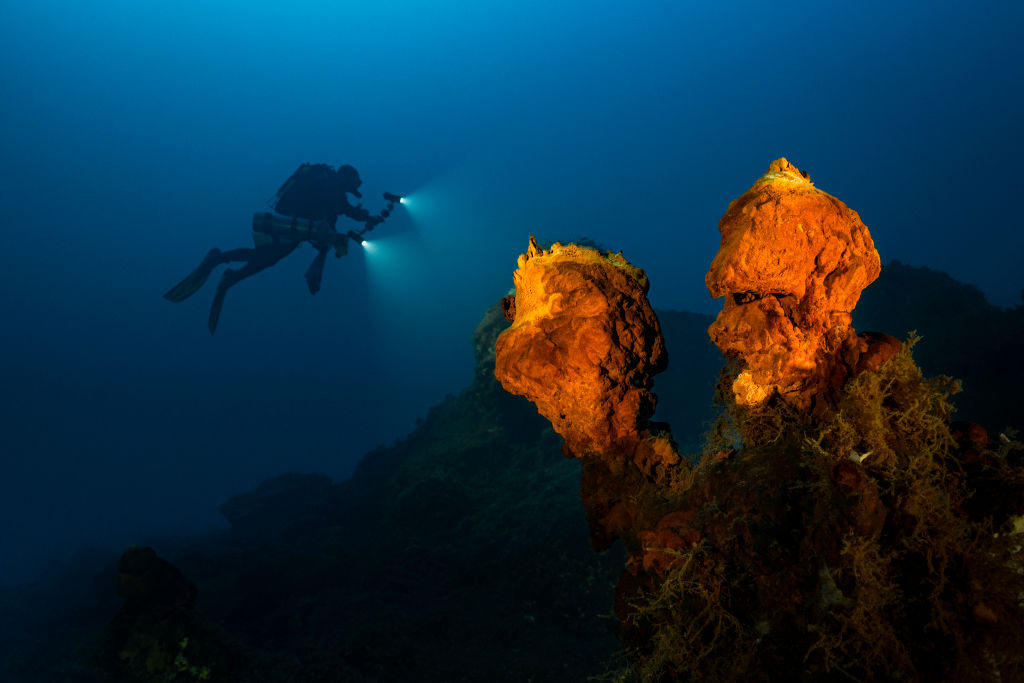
493;161;1024;681
495;236;680;479
494;237;684;553
706;158;881;408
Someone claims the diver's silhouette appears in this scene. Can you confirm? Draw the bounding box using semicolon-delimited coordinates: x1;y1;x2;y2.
164;163;400;333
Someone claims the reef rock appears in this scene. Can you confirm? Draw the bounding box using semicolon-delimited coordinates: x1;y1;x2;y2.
494;237;684;552
219;472;333;538
706;158;881;408
494;161;1024;681
95;547;226;682
114;546;197;613
494;236;679;479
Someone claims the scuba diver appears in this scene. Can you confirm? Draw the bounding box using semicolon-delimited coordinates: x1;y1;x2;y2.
164;163;402;333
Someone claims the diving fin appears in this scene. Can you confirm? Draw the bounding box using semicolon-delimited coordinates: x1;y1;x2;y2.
305;247;328;295
164;248;223;302
207;268;235;335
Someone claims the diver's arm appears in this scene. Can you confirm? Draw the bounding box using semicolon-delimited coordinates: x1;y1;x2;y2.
342;191;401;233
341;202;372;224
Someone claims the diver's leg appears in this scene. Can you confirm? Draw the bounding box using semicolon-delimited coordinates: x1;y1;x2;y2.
165;245;284;303
207;244;297;334
207;269;240;334
304;244;330;295
163;248;225;302
216;248;263;262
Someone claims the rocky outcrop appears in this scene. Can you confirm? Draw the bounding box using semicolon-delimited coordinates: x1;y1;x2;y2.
494;237;683;551
94;547;229;682
706;158;882;409
494;161;1024;681
856;259;1024;433
495;237;678;472
219;472;333;538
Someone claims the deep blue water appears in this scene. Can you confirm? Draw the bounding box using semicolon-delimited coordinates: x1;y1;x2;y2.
1;0;1021;583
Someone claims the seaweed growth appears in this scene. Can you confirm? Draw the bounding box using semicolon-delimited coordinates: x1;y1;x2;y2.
804;338;1024;680
625;339;1024;681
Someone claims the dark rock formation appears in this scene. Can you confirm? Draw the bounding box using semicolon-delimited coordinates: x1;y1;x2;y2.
219;472;334;538
129;304;625;682
856;259;1024;434
94;547;228;682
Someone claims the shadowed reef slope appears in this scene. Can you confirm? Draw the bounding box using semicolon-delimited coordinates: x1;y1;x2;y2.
0;261;1020;682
